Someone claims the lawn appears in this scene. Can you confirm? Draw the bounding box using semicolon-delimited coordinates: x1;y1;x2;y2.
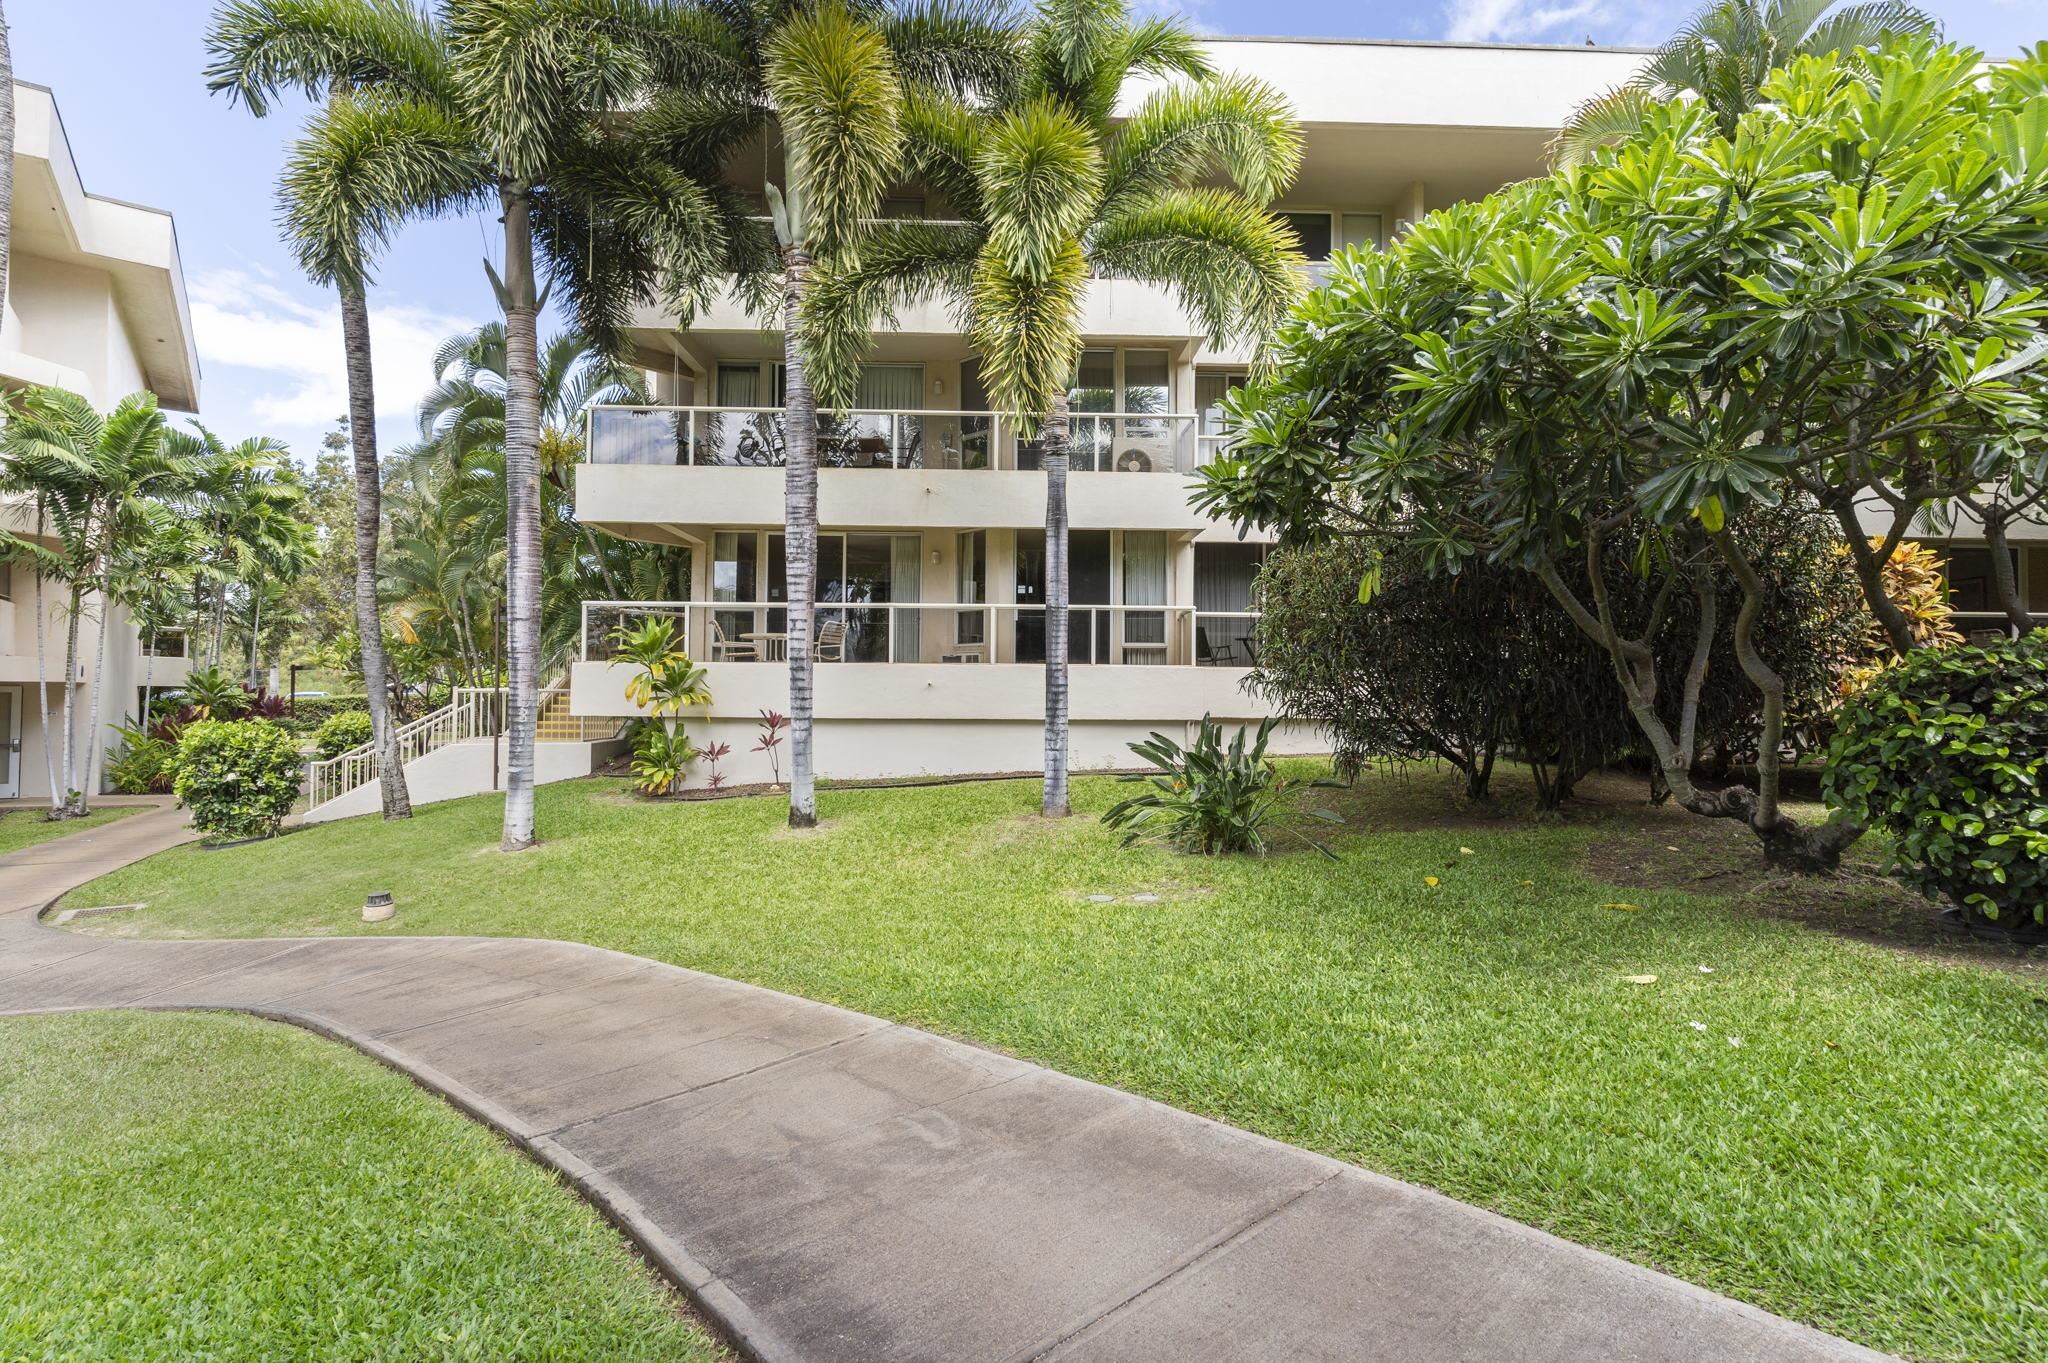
65;769;2048;1363
0;1010;729;1363
0;804;144;856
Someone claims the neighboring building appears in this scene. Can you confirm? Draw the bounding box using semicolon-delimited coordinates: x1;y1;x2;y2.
0;81;198;799
566;37;2045;788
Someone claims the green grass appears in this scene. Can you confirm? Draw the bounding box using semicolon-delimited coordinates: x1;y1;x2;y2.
66;771;2048;1363
0;804;144;855
0;1010;728;1363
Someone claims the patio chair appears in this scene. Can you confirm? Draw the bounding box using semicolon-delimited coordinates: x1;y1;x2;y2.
710;619;759;662
1195;625;1237;667
817;620;848;662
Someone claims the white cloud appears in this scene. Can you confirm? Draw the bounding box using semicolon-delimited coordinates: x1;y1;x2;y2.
188;268;472;432
1444;0;1612;43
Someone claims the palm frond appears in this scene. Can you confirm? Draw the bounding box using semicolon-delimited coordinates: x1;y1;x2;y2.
883;0;1023;102
1090;188;1302;346
803;219;985;407
1550;86;1658;168
204;0;453;113
976;96;1101;283
1101;73;1301;213
765;2;904;259
966;236;1087;427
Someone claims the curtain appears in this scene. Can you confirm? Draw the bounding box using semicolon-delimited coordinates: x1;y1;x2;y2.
857;365;924;410
892;534;923;661
715;365;760;406
1122;531;1169;660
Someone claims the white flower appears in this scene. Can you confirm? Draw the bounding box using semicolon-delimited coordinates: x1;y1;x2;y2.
1727;1036;1744;1048
1698;965;1715;974
1688;1021;1708;1032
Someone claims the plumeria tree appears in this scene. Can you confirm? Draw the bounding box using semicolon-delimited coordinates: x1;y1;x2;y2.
807;0;1303;816
1198;41;2048;871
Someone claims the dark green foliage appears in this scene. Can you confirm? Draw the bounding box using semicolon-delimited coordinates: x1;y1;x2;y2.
106;725;178;796
178;665;250;720
1102;716;1341;857
277;693;372;735
1254;541;1633;806
172;720;304;843
312;711;375;762
1824;631;2048;928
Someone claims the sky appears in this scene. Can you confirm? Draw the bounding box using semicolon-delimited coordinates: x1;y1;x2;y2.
13;0;2047;466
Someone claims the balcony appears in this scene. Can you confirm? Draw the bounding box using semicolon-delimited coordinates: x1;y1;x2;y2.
582;601;1260;670
587;405;1209;475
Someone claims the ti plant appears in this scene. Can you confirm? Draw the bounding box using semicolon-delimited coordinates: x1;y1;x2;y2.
609;617;710;739
1103;716;1344;859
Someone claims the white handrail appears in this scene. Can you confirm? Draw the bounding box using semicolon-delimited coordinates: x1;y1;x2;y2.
579;600;1257;668
305;687;563;810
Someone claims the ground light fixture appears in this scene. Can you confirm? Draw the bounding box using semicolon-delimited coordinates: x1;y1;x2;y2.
362;891;396;924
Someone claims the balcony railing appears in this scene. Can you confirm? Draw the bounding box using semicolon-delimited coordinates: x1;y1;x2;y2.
1951;611;2048;643
586;405;1207;475
140;628;188;659
582;600;1262;669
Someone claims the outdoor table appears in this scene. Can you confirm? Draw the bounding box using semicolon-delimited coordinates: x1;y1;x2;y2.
742;632;788;662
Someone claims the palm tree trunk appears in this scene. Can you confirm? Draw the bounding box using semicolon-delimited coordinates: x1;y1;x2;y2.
497;182;543;851
78;572;111;812
60;583;81;811
246;574;262;690
0;4;14;329
31;539;57;811
782;248;819;828
339;278;412;819
140;636;156;734
1041;391;1071;818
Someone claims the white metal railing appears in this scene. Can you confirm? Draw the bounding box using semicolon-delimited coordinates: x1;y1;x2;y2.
582;600;1261;669
140;627;189;659
585;405;1208;475
1951;610;2048;643
305;687;501;810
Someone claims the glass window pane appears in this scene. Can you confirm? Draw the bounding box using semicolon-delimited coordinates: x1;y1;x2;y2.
1123;349;1169;415
1944;546;2016;614
856;364;924;410
1196;371;1247;438
1280;212;1332;260
1071;350;1115;412
713;532;755;602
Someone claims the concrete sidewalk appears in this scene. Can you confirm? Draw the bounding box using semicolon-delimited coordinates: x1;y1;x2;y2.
0;811;1894;1363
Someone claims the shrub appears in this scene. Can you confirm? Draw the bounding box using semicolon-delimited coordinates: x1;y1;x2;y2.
629;725;697;796
178;666;248;719
313;711;375;762
1103;716;1342;857
106;725;177;795
1823;631;2048;931
277;694;372;734
172;719;304;843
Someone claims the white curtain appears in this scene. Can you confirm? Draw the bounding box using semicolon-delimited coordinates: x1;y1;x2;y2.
857;365;924;410
1122;531;1169;660
891;534;924;661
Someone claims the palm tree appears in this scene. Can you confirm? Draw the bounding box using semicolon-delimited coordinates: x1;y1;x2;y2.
1553;0;1940;166
213;0;747;851
0;388;197;814
808;0;1302;816
165;426;313;675
630;0;1016;829
204;0;453;822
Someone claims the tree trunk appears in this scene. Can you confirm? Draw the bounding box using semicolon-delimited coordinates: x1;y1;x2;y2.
339;277;412;819
0;4;14;329
31;536;57;811
59;583;81;812
78;572;111;813
782;247;820;828
497;183;543;851
1829;496;1920;655
246;575;262;690
1977;508;2035;637
1041;391;1071;818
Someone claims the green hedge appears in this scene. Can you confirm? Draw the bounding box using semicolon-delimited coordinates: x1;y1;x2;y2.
278;694;370;734
173;720;303;843
1824;630;2048;928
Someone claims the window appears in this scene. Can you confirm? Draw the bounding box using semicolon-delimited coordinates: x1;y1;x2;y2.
715;364;762;406
957;531;987;646
1279;211;1333;260
1942;546;2018;614
761;531;922;660
1122;531;1170;663
1197;371;1248;441
879;196;925;219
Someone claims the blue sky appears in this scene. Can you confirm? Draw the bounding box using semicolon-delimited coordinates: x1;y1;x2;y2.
13;0;2045;465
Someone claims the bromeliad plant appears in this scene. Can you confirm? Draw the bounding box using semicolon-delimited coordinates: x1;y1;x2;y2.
1103;716;1343;859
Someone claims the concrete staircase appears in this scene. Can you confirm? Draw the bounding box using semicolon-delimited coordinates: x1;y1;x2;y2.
302;686;624;824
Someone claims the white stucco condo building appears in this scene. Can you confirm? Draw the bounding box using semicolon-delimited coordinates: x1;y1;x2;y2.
0;81;199;799
567;36;2048;789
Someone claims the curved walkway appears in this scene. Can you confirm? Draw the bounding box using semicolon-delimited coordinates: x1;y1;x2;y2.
0;806;1892;1363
